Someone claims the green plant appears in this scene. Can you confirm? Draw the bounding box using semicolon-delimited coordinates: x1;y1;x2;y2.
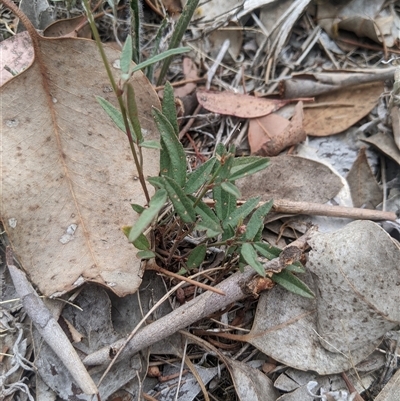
84;0;314;299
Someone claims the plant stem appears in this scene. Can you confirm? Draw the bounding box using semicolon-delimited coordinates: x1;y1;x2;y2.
83;0;150;203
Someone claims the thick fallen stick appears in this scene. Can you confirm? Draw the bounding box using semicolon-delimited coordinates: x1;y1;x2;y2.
83;233;310;367
270;199;398;221
203;199;398;222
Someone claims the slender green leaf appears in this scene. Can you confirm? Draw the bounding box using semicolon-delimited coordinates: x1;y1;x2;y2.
285;262;306;273
149;176;196;223
96;96;136;141
272;269;315;298
222;197;260;229
120;35;133;75
145;17;167;80
147;176;164;188
140;140;162;149
185;157;216;194
160;137;171;178
137;250;156;259
128;189;167;242
126;83;143;143
194;223;221;238
221;181;241;198
253;242;281;260
194;200;222;237
215;143;227;157
186;244;207;269
152;108;187;187
156;0;200;85
240;243;265;277
253;225;263;242
221;225;235;241
131;204;145;214
230;156;270;181
213;186;236;221
133;47;191;73
130;0;141;63
162;82;179;136
244;200;273;241
133;233;151;250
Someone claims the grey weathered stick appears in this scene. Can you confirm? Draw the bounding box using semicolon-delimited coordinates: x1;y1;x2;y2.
203;199;398;222
6;247;98;396
83;266;256;366
83;233;309;367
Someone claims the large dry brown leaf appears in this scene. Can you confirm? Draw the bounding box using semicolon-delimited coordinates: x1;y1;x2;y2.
1;34;160;297
303;82;383;137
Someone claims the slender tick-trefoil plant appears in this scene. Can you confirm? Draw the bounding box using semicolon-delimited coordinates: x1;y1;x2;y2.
84;0;315;298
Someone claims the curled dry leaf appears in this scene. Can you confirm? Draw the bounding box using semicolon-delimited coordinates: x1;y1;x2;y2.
248;101;305;156
303;82;383;137
43;15;92;38
196;90;294;118
317;0;399;48
1;33;160;297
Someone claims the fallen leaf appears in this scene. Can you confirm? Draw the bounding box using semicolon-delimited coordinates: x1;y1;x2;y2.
346;147;382;208
236;155;343;203
248;269;374;375
34;285;144;400
43;15;92;38
249;101;305;156
1;32;160;297
362;132;400;166
303;82;383;136
0;31;33;85
280;68;396;98
307;220;400;354
317;0;399;48
227;358;280;401
197;90;293;118
249;221;400;374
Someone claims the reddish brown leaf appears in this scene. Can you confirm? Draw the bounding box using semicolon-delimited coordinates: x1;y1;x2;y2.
196;90;293;118
249;102;305;156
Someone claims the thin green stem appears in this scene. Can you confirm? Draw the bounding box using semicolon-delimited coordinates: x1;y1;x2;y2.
83;0;150;203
